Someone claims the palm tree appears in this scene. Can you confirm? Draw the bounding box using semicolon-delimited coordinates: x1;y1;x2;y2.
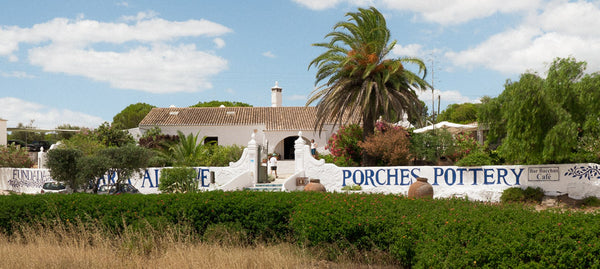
171;131;206;166
307;6;430;165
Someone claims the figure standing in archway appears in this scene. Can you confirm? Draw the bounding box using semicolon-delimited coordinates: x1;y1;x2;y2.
269;154;278;178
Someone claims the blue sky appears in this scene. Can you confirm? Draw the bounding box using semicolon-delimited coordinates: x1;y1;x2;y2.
1;0;599;129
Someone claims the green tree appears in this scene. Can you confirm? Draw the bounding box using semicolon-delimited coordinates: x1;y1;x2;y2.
190;100;252;107
479;57;597;164
95;122;135;147
437;103;479;124
46;148;85;191
112;103;156;130
307;7;429;165
98;144;153;186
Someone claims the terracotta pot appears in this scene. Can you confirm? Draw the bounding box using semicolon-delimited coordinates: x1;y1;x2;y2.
407;177;433;199
304;179;326;192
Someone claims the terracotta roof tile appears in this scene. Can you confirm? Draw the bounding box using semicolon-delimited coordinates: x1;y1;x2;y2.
139;106;360;131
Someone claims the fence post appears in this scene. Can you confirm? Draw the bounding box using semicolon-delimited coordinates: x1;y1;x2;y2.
294;131;305;173
247;133;259;184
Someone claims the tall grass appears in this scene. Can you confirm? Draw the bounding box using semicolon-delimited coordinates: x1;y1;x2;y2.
0;218;380;268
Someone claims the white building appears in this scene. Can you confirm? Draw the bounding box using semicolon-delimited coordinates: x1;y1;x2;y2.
138;83;359;160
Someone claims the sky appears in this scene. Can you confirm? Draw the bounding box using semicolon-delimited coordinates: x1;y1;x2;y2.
2;0;600;129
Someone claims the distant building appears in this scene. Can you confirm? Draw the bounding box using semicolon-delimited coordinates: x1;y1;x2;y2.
138;83;359;159
0;118;6;146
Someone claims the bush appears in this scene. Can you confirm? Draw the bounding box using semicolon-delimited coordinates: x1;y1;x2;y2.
0;145;34;168
582;196;600;207
359;123;410;166
455;151;494;166
501;187;544;203
159;167;199;193
326;124;363;167
409;130;455;164
3;192;600;267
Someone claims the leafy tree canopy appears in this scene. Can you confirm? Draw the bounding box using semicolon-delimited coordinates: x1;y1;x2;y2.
112;102;156;130
437;103;480;124
479;57;600;164
190;100;252;107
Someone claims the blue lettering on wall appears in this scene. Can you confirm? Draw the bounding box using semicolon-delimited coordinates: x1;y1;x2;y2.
342;170;351;186
340;167;524;188
469;168;483;185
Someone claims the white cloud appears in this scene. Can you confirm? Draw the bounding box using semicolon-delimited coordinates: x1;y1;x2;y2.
293;0;538;25
1;71;34;78
213;38;226;49
262;51;276;58
446;1;600;75
117;1;129;7
417;88;480;105
0;97;105;129
0;12;232;93
392;44;424;57
292;0;344;10
380;0;539;25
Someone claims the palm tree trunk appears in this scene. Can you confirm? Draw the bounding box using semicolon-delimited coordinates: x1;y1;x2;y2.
361;112;377;166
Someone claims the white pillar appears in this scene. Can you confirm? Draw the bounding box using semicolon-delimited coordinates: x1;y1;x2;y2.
247;133;259;184
294;131;305;173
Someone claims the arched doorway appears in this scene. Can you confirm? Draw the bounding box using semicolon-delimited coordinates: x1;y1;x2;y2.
282;136;310;160
283;136;297;160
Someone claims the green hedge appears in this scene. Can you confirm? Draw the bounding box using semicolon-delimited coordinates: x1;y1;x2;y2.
1;192;600;267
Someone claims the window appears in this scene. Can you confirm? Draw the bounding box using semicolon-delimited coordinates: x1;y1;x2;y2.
204;136;218;145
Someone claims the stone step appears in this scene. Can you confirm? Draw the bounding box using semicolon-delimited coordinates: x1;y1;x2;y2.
244;183;283;192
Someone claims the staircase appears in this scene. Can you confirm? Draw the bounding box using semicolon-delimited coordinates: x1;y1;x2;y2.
244;183;283;192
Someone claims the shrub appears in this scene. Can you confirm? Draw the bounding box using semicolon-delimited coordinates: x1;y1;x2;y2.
582;196;600;207
501;187;544;203
159;167;199;193
0;145;34;168
455;151;494;166
409;129;455;164
500;187;525;203
449;132;480;162
359;123;410;166
326;124;363;167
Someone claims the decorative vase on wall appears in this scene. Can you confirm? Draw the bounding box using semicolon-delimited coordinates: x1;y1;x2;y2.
304;179;326;192
407;177;433;199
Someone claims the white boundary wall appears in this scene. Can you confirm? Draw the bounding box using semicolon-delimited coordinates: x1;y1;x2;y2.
292;134;600;202
2;133;600;202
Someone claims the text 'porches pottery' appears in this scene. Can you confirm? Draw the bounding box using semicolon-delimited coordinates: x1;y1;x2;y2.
407;177;433;199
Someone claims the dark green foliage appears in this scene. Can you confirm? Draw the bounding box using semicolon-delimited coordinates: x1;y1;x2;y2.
190;100;252;107
112;102;156;130
501;187;544;203
159;167;199;193
2;192;600;267
479;57;600;164
98;145;153;185
409;129;455;164
46;148;84;189
582;196;600;207
95;122;135;147
455;151;495;166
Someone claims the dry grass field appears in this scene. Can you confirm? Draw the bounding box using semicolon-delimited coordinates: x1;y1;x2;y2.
0;220;395;269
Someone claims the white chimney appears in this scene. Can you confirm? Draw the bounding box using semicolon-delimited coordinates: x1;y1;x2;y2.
271;81;282;107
